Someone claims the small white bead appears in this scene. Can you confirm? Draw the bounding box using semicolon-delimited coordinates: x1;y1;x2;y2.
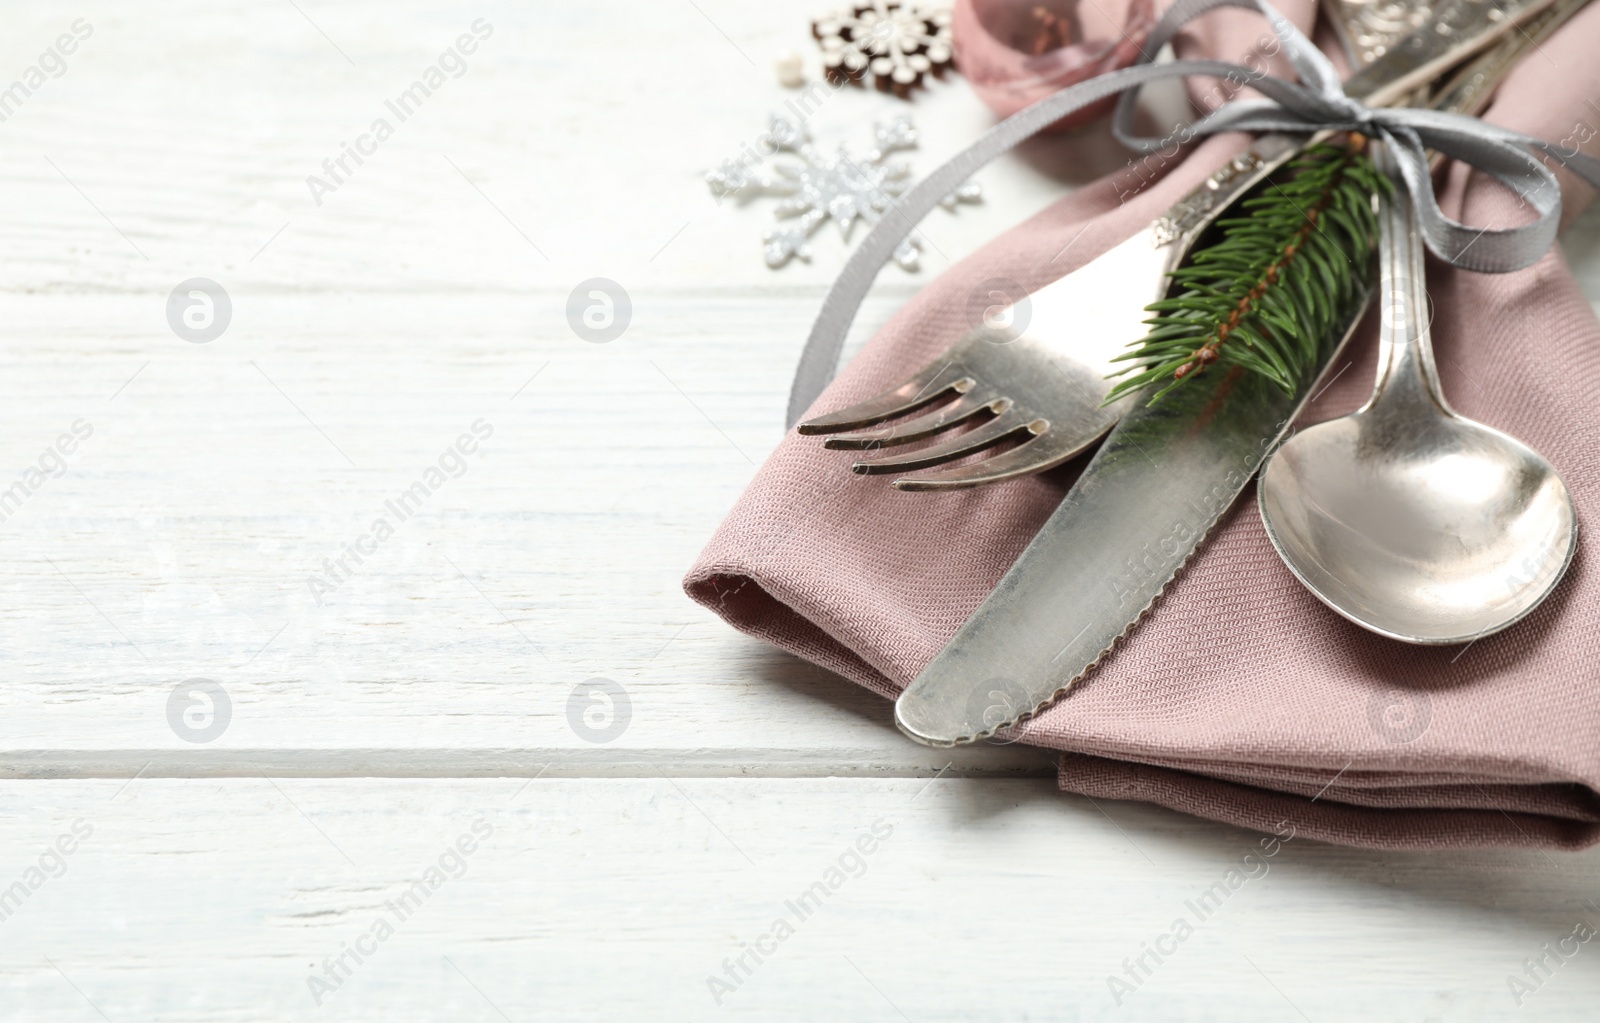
774;51;806;88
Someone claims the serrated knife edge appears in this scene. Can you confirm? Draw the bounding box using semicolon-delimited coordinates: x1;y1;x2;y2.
898;470;1239;748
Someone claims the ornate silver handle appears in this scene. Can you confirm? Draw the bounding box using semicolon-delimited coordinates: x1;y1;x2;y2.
1154;0;1559;248
1343;0;1559;104
1427;0;1587;117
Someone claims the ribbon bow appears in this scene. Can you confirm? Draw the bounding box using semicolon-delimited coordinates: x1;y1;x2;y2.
787;0;1600;427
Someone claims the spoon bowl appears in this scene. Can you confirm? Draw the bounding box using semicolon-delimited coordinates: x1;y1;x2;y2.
1258;144;1577;645
1260;405;1576;644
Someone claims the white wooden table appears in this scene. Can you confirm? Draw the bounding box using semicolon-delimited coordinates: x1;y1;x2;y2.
3;1;1600;1019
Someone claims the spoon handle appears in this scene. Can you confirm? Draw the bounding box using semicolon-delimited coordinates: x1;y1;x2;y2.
1366;143;1453;419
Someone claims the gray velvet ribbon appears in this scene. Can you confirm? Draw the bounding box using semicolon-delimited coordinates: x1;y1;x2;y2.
786;0;1600;427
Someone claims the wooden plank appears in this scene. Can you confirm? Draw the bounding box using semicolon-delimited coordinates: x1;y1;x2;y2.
0;0;1093;296
0;0;1137;774
2;778;1597;1021
0;290;1055;776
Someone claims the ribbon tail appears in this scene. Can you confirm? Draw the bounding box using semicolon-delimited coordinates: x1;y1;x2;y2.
1381;109;1600;273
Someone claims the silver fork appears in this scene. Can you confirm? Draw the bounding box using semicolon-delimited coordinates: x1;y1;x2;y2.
796;223;1175;489
798;0;1557;491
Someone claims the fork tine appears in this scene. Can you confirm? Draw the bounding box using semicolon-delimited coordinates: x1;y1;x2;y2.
822;392;1009;450
891;433;1074;490
850;411;1046;475
891;400;1124;490
796;360;974;435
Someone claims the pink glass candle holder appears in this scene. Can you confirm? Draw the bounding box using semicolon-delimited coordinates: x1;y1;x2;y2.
952;0;1156;130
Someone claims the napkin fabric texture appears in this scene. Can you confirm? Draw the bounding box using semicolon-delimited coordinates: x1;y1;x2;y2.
686;0;1600;850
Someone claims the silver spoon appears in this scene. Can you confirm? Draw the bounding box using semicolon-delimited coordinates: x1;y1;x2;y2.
1257;144;1577;645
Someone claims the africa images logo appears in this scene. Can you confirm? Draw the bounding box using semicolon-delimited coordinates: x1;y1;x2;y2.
705;819;894;1005
306;20;494;206
305;819;494;1005
306;419;493;604
0;419;93;524
0;20;94;124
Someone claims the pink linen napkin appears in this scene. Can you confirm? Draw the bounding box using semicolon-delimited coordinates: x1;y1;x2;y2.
687;0;1600;850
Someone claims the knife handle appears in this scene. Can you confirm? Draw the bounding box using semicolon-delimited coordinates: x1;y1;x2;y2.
1343;0;1558;104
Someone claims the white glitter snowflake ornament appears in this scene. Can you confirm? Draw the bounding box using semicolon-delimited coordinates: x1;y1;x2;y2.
813;1;955;98
706;114;980;271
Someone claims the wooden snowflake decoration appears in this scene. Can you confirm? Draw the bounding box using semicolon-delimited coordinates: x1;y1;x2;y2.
813;1;956;98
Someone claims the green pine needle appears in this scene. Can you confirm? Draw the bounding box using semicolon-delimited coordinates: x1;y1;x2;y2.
1105;141;1389;407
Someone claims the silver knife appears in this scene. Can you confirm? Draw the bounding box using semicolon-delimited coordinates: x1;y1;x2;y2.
894;0;1582;747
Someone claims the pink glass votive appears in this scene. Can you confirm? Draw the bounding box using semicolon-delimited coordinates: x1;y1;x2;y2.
952;0;1156;130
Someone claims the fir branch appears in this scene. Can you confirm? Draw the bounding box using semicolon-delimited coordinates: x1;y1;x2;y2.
1105;140;1388;407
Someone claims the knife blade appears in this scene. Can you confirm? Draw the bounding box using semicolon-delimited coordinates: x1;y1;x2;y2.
893;0;1582;747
